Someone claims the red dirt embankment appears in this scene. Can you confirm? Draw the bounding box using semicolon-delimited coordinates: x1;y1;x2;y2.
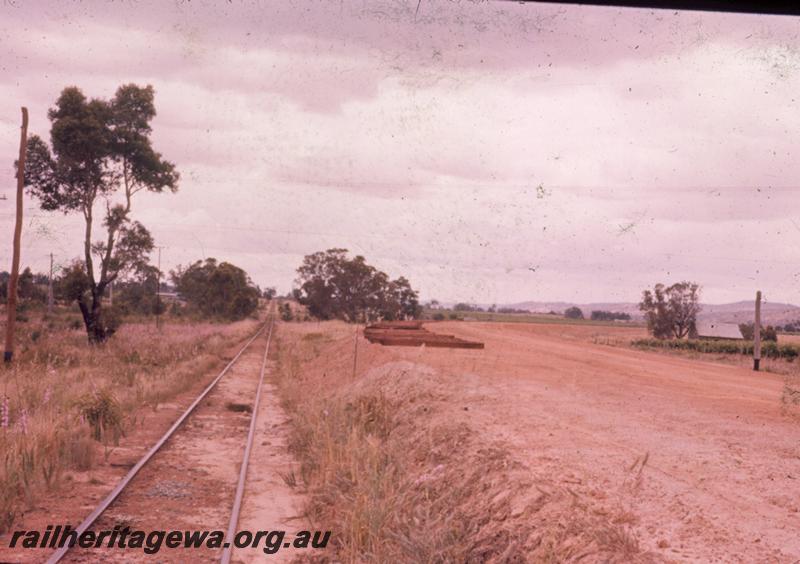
280;320;799;562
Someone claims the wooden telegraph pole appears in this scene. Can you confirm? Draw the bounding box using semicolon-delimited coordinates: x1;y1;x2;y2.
753;290;761;371
4;107;28;363
47;252;54;315
156;246;162;329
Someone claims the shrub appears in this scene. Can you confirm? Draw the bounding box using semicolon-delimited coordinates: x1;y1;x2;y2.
279;302;294;322
738;322;777;342
564;306;584;320
632;338;799;361
780;344;799;361
102;306;124;337
75;389;124;443
590;310;631;321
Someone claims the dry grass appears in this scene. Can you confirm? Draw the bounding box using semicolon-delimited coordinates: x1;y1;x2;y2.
271;322;659;563
0;307;257;532
781;373;800;420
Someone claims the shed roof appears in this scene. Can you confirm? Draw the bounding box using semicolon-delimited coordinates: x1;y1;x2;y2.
695;320;744;340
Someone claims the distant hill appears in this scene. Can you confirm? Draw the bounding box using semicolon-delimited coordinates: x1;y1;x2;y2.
698;301;800;325
504;301;643;318
500;300;800;325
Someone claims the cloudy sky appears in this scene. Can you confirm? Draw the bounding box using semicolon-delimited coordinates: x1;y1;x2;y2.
1;0;799;305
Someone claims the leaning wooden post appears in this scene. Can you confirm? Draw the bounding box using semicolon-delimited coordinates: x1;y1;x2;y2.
4;107;28;364
47;252;54;315
753;290;761;371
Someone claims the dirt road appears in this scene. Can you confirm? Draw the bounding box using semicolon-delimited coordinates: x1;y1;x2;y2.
352;321;800;562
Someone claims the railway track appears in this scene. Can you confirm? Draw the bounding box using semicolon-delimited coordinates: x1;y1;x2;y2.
47;312;277;563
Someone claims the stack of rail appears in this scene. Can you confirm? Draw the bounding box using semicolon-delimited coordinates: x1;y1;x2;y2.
363;320;484;349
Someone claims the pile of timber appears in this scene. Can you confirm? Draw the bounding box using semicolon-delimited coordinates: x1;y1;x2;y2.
363;320;484;349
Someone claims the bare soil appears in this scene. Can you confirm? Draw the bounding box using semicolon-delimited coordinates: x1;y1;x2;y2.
231;355;310;563
286;320;799;562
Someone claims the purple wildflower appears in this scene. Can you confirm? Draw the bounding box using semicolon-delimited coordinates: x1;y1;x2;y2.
1;396;9;429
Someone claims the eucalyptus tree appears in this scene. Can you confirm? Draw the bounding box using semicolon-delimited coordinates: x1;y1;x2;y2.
293;249;421;322
23;84;179;342
639;281;701;339
171;258;260;321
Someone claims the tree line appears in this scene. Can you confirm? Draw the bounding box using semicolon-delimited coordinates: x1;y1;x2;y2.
15;84;271;339
14;87;424;337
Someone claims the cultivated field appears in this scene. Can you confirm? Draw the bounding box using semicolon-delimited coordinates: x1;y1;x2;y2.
272;319;800;562
425;309;647;327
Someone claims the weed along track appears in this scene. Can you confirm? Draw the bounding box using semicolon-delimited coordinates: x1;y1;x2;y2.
46;315;277;563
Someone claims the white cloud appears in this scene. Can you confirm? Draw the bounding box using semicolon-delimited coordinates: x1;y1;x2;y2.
0;2;798;304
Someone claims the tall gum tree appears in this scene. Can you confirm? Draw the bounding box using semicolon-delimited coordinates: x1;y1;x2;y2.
294;248;421;322
23;84;179;342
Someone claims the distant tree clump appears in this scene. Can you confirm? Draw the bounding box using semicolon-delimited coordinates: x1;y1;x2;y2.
3;268;47;304
263;287;277;300
0;269;48;313
171;258;259;321
564;306;584;320
114;264;165;316
279;302;293;321
590;310;631;321
293;248;421;322
453;303;484;312
738;322;777;342
497;307;531;314
639;281;701;339
23;84;178;342
18;268;46;303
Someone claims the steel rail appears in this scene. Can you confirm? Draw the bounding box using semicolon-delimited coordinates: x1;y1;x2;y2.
46;321;268;564
220;314;275;564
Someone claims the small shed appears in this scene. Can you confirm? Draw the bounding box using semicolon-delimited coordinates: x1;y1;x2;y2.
695;321;743;340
